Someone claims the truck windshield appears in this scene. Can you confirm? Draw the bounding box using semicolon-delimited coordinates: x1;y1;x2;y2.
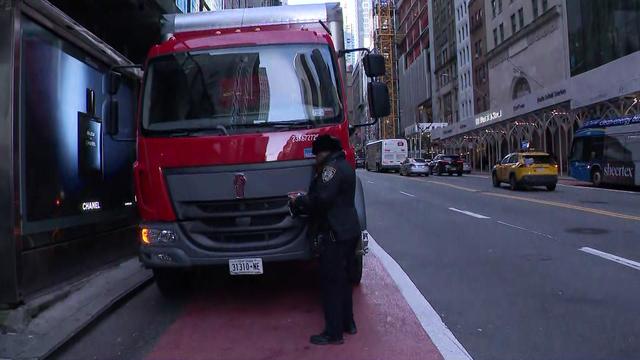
141;44;342;134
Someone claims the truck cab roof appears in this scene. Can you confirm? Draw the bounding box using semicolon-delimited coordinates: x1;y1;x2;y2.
149;29;332;59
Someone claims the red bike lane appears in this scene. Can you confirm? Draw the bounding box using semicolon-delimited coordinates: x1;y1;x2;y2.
145;252;445;360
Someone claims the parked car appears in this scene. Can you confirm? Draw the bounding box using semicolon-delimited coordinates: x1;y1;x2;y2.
430;154;464;176
399;158;430;176
356;156;365;168
492;150;558;191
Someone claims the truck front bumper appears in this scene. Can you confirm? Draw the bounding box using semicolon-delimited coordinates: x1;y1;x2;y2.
139;222;312;268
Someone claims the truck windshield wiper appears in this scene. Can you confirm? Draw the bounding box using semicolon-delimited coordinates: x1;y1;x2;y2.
167;124;229;137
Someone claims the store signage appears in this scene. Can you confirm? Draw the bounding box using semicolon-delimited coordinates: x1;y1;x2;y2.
513;103;525;112
81;201;101;211
537;89;566;103
475;110;503;126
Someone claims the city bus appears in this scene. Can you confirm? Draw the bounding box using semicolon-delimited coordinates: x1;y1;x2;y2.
365;139;408;172
569;115;640;187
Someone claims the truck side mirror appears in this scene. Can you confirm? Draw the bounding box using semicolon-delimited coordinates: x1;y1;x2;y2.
363;53;386;77
107;99;119;135
367;81;390;118
108;71;122;95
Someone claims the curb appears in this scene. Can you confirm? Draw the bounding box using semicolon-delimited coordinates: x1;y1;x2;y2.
0;258;152;360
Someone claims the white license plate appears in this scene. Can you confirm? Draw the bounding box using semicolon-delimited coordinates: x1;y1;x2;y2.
229;258;263;275
535;167;545;172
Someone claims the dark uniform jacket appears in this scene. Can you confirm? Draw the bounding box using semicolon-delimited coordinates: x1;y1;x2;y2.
293;151;361;242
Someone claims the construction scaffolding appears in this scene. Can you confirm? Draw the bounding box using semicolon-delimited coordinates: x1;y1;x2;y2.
372;0;399;139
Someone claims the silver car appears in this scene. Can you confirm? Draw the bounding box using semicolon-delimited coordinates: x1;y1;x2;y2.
399;158;430;176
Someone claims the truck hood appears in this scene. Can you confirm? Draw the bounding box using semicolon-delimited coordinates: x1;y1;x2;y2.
138;127;350;168
134;126;353;221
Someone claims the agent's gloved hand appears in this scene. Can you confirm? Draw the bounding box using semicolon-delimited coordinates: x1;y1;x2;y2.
288;191;306;217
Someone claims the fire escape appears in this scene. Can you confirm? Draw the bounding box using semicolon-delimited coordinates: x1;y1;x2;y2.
373;0;399;139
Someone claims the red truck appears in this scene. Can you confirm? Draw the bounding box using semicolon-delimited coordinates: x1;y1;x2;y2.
131;3;390;295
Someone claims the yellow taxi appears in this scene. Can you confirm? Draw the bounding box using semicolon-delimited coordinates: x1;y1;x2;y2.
492;150;558;191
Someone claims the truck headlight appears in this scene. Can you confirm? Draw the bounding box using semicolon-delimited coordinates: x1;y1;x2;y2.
141;228;176;245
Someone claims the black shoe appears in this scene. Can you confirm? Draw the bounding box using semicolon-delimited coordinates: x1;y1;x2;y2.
310;332;344;345
344;320;357;335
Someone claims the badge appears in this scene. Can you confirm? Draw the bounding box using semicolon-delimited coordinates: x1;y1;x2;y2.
322;166;336;183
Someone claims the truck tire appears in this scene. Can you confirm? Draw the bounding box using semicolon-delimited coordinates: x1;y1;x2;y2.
153;268;188;297
349;253;363;285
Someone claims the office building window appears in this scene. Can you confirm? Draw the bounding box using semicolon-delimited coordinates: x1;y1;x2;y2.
498;0;503;14
518;8;524;28
542;0;548;12
493;28;498;46
492;0;497;17
499;23;504;42
511;14;517;34
567;0;640;76
532;0;539;18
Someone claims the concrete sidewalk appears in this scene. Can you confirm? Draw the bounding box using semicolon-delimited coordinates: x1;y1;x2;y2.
0;258;152;360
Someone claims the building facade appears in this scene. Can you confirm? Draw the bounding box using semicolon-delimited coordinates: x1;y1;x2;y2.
396;0;433;156
431;0;640;177
469;0;490;115
455;0;474;122
432;0;459;125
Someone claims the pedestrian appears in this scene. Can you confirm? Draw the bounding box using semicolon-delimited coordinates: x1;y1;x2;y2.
289;134;361;345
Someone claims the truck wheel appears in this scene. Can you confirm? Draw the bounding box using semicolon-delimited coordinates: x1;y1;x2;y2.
349;254;363;285
547;184;557;191
153;268;188;297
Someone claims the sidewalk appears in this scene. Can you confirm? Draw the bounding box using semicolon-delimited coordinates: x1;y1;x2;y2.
0;258;152;360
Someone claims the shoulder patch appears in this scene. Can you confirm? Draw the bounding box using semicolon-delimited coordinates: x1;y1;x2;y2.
322;166;337;183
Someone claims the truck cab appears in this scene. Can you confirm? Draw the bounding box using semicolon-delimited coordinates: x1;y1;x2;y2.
133;3;387;294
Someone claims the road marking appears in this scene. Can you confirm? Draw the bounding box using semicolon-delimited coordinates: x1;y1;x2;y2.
497;221;553;239
579;247;640;271
428;180;479;192
448;207;491;219
367;180;375;184
463;174;490;179
400;191;416;197
483;192;640;222
367;234;473;360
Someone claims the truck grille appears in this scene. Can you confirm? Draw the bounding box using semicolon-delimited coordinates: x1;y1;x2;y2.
177;197;305;252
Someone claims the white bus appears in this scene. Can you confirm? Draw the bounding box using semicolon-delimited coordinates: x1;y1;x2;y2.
365;139;408;172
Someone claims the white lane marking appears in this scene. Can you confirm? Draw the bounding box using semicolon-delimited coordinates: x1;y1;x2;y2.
367;181;375;184
368;235;473;360
497;221;554;239
579;247;640;271
448;207;491;219
400;191;416;197
496;220;529;231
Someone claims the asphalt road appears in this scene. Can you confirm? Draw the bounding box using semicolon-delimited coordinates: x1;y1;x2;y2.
54;170;640;360
359;169;640;360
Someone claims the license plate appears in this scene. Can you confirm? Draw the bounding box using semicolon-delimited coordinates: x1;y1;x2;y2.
229;258;263;275
535;167;545;172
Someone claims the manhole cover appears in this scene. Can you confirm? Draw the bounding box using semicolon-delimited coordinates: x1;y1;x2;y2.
565;228;609;235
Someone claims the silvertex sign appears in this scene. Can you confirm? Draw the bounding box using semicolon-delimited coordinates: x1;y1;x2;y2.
604;164;634;178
